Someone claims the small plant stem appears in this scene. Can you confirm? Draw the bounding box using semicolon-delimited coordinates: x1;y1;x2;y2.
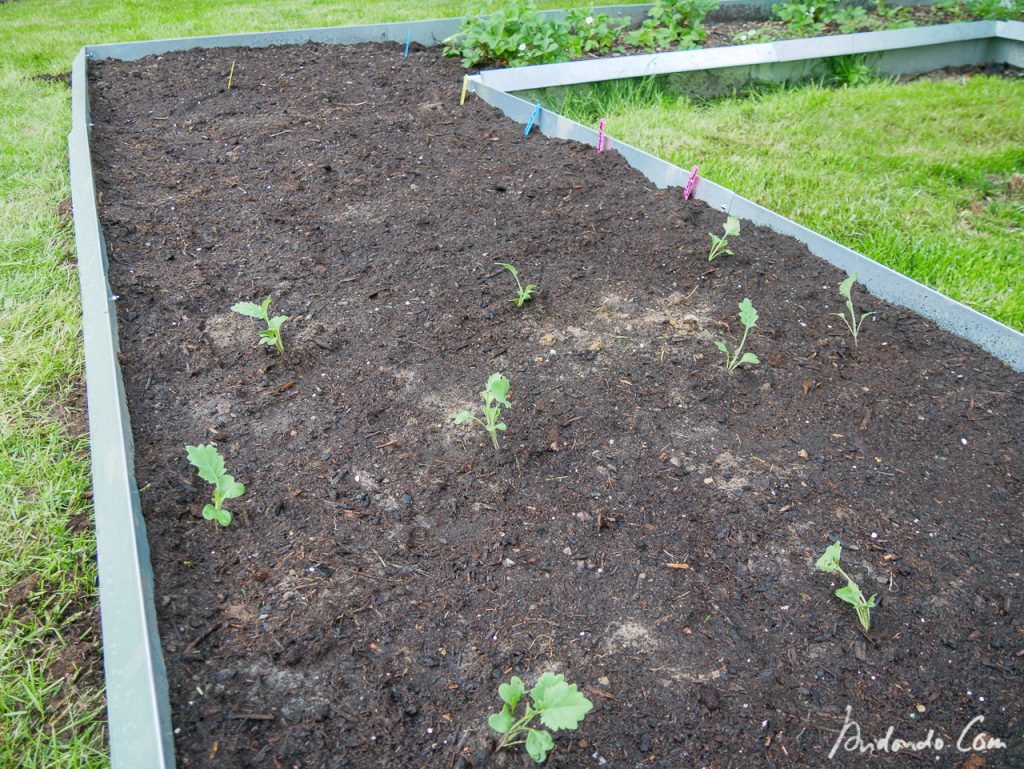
728;325;751;371
496;708;538;752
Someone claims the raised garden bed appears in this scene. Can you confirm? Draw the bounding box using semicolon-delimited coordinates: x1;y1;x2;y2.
81;35;1024;769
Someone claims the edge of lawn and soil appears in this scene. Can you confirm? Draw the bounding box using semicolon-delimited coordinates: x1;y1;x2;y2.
0;3;595;767
1;2;1019;767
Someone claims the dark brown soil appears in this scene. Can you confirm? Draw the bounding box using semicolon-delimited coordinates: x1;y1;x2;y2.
88;41;1023;769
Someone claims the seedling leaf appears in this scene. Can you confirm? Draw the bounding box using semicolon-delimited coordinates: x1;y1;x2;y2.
738;297;758;329
838;274;855;300
714;341;728;353
816;541;843;572
187;443;226;486
221;475;245;499
486;373;511;407
202;504;232;527
739;352;760;366
231;300;267;320
499;677;526;710
525;728;555;763
533;678;593;731
497;262;519;280
488;707;515;734
454;411;476;425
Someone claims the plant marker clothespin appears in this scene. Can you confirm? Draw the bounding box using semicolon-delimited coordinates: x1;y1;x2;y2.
404;30;412;58
683;165;699;200
597;118;606;152
460;75;469;106
524;103;541;136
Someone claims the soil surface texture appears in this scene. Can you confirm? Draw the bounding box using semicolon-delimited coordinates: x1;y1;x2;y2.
88;42;1023;769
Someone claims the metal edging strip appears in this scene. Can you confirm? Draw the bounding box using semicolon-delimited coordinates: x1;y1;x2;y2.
69;49;176;769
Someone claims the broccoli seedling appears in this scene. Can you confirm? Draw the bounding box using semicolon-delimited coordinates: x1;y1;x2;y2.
497;262;538;308
489;672;593;764
231;296;289;354
185;444;244;527
454;373;511;450
714;297;761;372
708;214;741;261
831;272;875;347
816;541;877;632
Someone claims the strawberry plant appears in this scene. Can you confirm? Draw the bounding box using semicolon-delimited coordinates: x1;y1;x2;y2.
563;8;630;58
231;296;288;354
816;541;877;632
185;444;244;527
489;672;593;763
442;0;571;68
625;0;719;51
454;373;511;450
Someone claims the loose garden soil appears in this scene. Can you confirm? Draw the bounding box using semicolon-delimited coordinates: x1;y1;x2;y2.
88;41;1023;769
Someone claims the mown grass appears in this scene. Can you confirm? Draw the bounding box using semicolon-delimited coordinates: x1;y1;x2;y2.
556;74;1024;330
1;1;597;766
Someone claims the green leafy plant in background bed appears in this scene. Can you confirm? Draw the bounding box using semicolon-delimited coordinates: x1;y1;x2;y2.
816;542;877;631
444;2;630;67
626;0;719;50
489;673;594;763
563;7;630;57
937;0;1024;19
772;0;869;35
443;0;570;68
185;444;244;527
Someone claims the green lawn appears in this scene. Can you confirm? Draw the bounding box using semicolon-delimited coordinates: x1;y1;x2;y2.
557;75;1024;330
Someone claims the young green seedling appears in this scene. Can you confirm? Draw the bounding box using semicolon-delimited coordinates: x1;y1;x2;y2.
715;297;761;372
455;373;511;450
816;541;877;632
231;296;289;354
489;672;593;763
831;272;874;346
497;262;538;308
185;444;244;527
707;214;741;261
